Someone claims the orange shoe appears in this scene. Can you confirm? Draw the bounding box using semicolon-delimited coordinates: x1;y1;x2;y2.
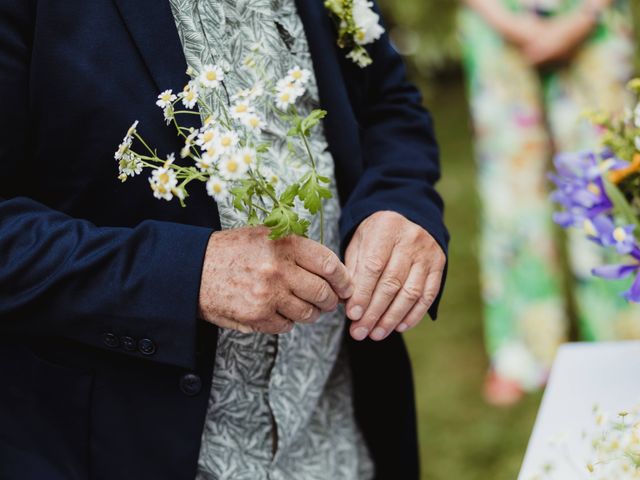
483;371;525;407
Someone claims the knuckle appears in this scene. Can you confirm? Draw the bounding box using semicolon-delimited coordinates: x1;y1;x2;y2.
364;256;385;276
419;292;435;308
322;252;338;276
401;284;422;302
258;261;278;279
314;282;331;303
361;312;380;326
251;282;270;300
379;276;403;296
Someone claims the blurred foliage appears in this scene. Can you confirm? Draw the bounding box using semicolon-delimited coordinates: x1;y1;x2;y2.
379;1;640;76
375;1;640;479
379;0;460;76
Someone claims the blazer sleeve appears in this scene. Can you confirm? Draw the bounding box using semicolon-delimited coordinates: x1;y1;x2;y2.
338;6;449;318
0;0;211;371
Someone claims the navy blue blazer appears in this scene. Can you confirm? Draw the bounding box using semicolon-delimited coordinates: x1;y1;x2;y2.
0;0;448;479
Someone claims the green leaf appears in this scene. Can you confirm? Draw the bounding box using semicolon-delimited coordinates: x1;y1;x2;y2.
263;206;309;240
280;184;299;206
298;172;332;214
229;179;256;211
255;143;271;153
299;110;327;137
247;210;260;226
604;179;640;230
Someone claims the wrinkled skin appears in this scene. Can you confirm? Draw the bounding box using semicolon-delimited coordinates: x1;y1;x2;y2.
199;226;353;334
345;211;446;341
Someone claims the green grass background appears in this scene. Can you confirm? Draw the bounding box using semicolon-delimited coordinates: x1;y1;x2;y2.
373;2;640;479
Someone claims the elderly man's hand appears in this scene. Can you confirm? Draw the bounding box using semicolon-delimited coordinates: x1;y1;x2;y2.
345;211;445;341
199;226;353;334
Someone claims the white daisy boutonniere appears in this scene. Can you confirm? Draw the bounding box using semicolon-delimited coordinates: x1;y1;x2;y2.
324;0;385;68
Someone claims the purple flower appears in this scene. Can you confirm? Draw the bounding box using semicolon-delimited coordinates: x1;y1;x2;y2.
583;216;639;255
549;151;616;229
592;263;640;302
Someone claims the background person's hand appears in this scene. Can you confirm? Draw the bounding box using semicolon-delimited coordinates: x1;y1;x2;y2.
345;211;446;341
520;10;599;66
199;226;354;334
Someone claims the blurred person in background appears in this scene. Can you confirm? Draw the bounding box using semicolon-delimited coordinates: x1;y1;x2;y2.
459;0;638;405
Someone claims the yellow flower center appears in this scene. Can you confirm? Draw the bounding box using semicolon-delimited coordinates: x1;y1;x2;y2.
242;154;252;165
161;93;172;102
206;71;218;81
221;137;232;147
159;173;170;184
613;227;627;242
213;183;222;194
202;131;215;143
587;183;601;196
226;160;238;173
583;219;597;237
356;30;365;42
248;118;259;128
235;104;248;113
280;93;290;102
292;70;302;80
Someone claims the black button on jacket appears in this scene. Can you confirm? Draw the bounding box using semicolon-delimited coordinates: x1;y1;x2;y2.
0;0;449;479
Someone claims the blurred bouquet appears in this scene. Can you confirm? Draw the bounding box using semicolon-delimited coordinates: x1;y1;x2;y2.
532;405;640;479
550;79;640;301
114;63;332;241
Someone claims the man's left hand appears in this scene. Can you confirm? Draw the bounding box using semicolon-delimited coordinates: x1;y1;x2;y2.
345;211;446;341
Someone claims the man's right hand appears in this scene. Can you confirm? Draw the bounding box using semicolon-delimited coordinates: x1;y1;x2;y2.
198;226;354;334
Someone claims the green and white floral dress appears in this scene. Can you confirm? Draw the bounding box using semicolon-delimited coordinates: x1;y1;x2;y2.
169;0;374;479
459;0;640;391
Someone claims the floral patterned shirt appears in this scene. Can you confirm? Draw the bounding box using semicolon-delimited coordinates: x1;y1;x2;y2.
168;0;375;479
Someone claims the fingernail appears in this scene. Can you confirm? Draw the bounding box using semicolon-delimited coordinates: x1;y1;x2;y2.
352;327;369;341
349;306;363;320
397;323;408;333
370;327;386;341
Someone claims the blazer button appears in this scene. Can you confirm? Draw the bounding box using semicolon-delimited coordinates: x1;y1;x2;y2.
121;336;137;351
180;373;202;396
103;333;120;348
138;338;156;355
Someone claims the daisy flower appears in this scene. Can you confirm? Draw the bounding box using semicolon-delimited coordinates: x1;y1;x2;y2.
206;175;229;202
230;100;254;120
275;78;305;109
180;129;198;158
196;127;219;151
114;120;139;161
126;120;139;139
117;153;143;179
196;147;221;172
219;152;248;180
276;78;305;97
217;130;239;152
238;147;256;168
199;64;224;89
262;168;279;186
163;105;175;125
242;114;264;132
114;137;132;161
156;89;176;109
275;90;298;111
286;66;311;85
179;81;199;109
149;166;179;201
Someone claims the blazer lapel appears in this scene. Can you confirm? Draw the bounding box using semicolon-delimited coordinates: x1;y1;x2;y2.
112;0;188;93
